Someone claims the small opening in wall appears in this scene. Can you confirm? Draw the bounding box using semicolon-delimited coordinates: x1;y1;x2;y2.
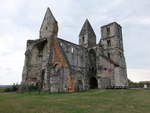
107;27;110;35
71;47;74;53
31;77;37;81
108;53;110;59
46;26;48;30
119;52;122;57
107;40;111;47
104;68;107;71
82;36;85;43
91;67;95;72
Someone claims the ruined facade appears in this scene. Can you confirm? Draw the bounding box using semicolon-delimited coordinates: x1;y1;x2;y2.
21;8;128;92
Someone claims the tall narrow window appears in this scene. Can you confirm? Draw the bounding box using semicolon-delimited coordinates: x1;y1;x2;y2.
107;40;111;47
108;53;110;59
45;26;48;30
71;47;74;53
82;36;85;43
107;27;110;35
119;52;122;57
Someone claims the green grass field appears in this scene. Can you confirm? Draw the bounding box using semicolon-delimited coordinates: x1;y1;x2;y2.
0;89;150;113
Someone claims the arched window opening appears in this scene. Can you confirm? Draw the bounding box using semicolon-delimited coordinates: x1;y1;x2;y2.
107;27;110;35
107;40;111;47
108;53;110;59
82;36;85;43
46;26;48;30
71;47;74;53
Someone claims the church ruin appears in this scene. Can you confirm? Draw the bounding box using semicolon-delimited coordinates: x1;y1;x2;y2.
21;8;128;92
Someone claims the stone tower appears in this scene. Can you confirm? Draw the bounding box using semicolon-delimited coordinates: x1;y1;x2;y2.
40;8;58;38
100;22;124;66
79;19;96;48
100;22;128;87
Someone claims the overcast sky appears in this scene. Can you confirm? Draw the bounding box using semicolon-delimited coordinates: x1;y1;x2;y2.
0;0;150;85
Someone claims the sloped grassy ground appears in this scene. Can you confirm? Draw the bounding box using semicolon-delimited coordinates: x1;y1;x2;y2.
0;89;150;113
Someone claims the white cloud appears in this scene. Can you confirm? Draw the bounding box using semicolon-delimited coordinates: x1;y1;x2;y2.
122;17;150;25
128;68;150;82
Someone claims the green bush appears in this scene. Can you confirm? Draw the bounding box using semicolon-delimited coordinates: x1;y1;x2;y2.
4;84;19;92
28;84;39;91
128;79;150;88
19;83;41;93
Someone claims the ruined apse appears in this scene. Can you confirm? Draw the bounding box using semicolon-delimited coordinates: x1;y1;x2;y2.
21;8;128;92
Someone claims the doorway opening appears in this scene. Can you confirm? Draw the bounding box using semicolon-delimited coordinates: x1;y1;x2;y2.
90;77;98;89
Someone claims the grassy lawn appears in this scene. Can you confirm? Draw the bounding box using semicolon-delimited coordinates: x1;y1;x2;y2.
0;89;150;113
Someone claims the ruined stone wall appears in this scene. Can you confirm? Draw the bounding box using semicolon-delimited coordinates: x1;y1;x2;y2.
114;67;128;87
22;39;48;86
94;46;115;88
58;38;89;91
40;38;70;92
